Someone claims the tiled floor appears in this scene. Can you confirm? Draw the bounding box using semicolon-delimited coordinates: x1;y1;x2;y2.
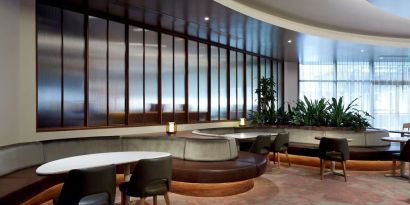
117;164;410;205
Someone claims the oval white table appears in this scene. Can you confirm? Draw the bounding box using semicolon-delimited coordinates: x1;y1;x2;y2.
36;151;171;205
382;136;410;179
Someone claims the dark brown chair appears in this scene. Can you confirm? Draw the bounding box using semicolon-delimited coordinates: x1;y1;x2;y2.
271;132;291;168
54;165;116;205
318;137;349;182
392;139;410;183
249;135;271;163
120;156;172;205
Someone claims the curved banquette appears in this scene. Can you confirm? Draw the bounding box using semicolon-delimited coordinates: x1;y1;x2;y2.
193;127;390;147
0;135;266;204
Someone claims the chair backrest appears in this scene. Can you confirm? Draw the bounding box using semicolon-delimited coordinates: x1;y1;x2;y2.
271;132;290;152
56;165;116;205
318;137;350;160
127;156;172;197
400;139;410;161
403;123;410;130
249;135;271;155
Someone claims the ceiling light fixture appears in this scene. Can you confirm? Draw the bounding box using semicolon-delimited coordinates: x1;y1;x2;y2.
287;40;292;43
360;49;364;52
204;16;210;21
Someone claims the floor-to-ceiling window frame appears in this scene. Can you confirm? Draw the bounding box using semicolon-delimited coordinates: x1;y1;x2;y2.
299;58;410;130
36;3;283;131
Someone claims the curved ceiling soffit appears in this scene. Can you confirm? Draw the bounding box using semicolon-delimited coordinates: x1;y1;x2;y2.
214;0;410;48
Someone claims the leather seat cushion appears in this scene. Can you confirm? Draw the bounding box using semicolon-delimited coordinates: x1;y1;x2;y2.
172;151;267;183
0;166;64;205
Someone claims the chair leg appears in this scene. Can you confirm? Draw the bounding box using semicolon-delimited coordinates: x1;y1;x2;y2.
277;152;281;168
320;159;325;180
153;195;157;205
120;192;126;205
285;150;291;167
342;161;347;182
392;159;397;175
164;192;171;205
408;162;410;183
272;152;276;164
266;154;270;165
139;197;145;205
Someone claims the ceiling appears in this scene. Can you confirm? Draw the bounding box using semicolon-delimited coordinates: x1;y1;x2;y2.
38;0;410;63
368;0;410;20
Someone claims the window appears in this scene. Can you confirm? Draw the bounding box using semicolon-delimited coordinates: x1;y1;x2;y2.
299;59;410;130
36;4;282;130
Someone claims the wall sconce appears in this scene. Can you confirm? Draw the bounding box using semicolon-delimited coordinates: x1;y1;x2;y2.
239;118;246;127
166;122;177;135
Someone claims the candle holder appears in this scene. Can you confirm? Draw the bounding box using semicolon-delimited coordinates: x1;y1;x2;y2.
239;118;246;127
166;122;177;135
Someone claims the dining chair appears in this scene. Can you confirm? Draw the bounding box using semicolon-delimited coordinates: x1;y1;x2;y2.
270;132;291;168
391;139;410;183
54;165;116;205
119;156;172;205
318;137;349;182
403;123;410;137
249;135;272;162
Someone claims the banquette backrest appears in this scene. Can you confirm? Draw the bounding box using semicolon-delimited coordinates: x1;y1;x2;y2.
121;136;186;159
0;142;44;176
0;134;238;177
42;136;122;162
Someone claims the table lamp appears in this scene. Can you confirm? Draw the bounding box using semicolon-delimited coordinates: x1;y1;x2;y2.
239;118;246;127
166;122;177;135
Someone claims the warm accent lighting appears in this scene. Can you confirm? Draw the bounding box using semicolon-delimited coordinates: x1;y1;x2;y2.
204;16;210;21
239;118;246;127
287;40;292;43
166;122;177;135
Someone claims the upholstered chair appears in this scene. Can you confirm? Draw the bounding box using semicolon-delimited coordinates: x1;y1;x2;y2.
391;139;410;183
119;156;172;205
249;135;271;163
271;132;291;168
54;165;116;205
318;137;349;182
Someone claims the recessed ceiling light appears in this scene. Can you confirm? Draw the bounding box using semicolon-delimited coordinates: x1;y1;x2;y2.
204;16;210;21
360;49;364;52
287;40;292;43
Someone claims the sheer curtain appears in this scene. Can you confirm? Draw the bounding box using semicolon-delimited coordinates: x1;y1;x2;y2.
299;58;410;130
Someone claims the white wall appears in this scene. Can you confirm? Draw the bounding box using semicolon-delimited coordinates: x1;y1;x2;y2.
0;0;238;146
284;61;299;109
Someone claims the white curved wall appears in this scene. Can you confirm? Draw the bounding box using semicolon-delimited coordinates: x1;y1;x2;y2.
215;0;410;48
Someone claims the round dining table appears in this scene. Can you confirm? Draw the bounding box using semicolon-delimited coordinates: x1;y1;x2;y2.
36;151;171;205
388;130;410;137
223;132;278;139
381;136;410;179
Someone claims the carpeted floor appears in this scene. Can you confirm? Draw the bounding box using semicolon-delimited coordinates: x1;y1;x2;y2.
116;164;410;205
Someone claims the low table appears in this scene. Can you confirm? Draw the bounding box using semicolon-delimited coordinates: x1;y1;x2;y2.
36;151;171;205
224;132;278;139
381;136;410;179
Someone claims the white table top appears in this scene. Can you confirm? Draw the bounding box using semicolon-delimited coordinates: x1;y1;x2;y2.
223;132;278;139
381;136;410;143
388;130;410;134
36;151;171;175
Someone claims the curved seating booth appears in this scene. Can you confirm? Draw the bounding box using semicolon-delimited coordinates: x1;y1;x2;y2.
193;126;390;147
0;135;267;204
